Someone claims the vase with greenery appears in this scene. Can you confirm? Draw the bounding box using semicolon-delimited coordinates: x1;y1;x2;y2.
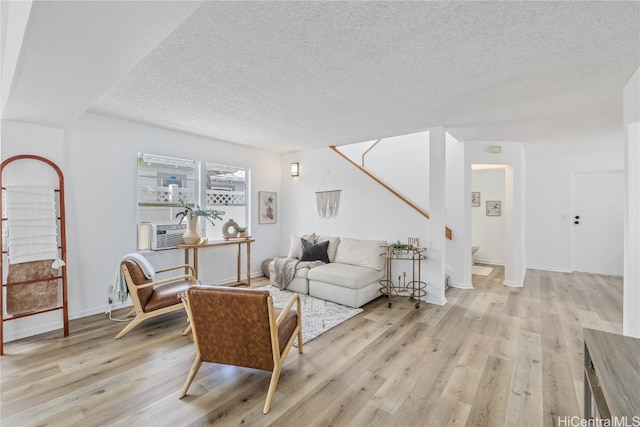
176;204;225;244
235;226;248;237
389;240;411;257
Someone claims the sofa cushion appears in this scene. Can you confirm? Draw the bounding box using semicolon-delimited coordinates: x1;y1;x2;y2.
300;239;330;263
287;233;316;258
316;235;340;262
307;263;384;290
334;238;387;270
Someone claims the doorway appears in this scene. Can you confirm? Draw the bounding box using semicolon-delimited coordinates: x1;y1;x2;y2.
471;165;506;278
570;170;624;276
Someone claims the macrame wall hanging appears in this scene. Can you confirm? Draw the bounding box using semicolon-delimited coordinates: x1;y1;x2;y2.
316;170;341;219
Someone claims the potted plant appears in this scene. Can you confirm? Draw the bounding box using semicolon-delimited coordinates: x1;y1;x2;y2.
176;204;225;244
389;240;411;257
235;226;248;238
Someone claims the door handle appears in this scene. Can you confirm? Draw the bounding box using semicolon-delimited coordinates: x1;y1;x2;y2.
574;215;580;219
574;221;580;224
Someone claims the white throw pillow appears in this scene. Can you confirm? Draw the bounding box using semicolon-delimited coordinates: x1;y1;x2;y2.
316;236;340;262
334;237;387;270
287;233;316;258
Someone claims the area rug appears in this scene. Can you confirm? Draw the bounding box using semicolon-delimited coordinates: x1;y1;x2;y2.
256;285;362;346
472;265;494;276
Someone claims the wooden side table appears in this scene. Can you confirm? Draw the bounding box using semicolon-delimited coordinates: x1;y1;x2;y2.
178;238;255;286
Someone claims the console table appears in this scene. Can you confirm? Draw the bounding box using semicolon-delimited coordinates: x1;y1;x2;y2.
177;238;255;286
583;328;640;420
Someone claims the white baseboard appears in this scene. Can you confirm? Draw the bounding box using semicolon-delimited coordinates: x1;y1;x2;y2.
474;258;504;266
424;294;447;306
449;281;474;290
526;265;572;273
502;279;523;288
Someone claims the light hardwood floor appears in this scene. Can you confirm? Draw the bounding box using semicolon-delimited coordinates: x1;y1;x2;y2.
0;267;623;427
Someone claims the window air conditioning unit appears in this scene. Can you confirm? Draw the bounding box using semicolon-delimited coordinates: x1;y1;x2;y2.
146;222;187;251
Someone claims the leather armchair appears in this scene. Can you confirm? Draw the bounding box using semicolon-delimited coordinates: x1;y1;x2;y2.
114;259;197;339
179;285;303;414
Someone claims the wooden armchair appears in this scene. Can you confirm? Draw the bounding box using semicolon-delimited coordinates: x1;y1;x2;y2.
179;285;303;414
114;259;197;339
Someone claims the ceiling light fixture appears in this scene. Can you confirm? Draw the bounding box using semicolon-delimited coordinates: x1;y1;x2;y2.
291;162;299;177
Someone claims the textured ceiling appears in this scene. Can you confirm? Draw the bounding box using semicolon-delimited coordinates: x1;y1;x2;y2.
2;1;639;153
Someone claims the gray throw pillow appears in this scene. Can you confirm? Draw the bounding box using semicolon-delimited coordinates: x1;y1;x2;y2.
300;238;330;263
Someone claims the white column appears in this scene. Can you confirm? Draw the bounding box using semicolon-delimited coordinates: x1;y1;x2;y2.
503;157;526;288
425;126;447;305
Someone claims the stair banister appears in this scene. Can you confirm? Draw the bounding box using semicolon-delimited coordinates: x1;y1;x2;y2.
330;145;453;240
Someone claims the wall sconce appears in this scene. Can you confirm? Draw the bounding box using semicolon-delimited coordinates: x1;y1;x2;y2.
291;162;299;177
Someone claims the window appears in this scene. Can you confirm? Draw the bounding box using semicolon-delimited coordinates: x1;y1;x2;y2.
205;162;248;240
136;154;249;250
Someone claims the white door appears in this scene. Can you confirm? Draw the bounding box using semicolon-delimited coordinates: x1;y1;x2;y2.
570;170;624;276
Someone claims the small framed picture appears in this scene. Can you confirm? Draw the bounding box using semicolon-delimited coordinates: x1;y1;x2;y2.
259;191;277;224
471;192;480;207
486;200;501;216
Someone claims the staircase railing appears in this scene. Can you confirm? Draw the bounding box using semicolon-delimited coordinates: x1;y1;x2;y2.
330;145;452;240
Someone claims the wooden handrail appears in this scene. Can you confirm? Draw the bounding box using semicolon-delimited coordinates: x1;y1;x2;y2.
361;139;381;167
330;146;453;240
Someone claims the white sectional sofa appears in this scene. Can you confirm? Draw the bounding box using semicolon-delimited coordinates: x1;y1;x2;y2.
269;234;387;308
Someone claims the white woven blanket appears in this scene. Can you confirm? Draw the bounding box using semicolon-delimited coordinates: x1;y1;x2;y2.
3;186;64;267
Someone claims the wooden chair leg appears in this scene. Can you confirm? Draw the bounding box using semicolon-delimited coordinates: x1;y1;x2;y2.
126;308;136;317
114;317;143;339
297;328;304;354
179;356;203;398
182;323;192;336
263;364;282;414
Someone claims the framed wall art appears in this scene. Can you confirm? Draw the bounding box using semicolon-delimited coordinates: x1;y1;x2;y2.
259;191;277;224
486;200;501;216
471;192;480;207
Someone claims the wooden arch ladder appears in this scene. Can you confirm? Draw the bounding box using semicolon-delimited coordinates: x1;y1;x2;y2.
0;155;69;355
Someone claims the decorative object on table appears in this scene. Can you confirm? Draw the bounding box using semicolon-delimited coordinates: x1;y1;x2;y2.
176;203;225;244
471;192;480;207
235;226;248;237
259;191;277;224
486;200;501;216
222;218;239;239
315;170;341;219
389;240;411;257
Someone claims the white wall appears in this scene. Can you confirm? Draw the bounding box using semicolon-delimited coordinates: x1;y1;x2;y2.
361;132;430;207
281;146;427;249
472;167;506;265
1;113;282;341
525;143;623;272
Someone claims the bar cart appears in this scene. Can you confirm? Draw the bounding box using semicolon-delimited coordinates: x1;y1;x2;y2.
379;243;427;308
